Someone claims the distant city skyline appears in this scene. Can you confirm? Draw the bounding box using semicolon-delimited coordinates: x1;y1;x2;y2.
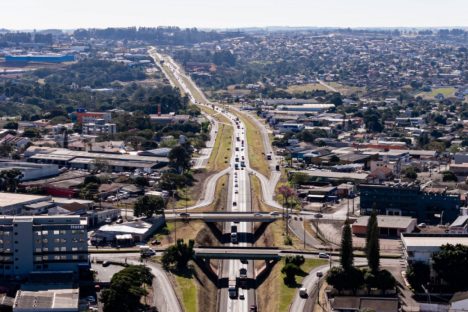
0;0;467;30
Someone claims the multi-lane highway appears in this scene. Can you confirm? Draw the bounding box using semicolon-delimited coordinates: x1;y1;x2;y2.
147;46;355;312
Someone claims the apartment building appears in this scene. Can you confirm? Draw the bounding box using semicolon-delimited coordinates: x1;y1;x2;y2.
0;216;88;277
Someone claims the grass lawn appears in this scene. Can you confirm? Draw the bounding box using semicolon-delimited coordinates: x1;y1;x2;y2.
418;87;456;99
200;105;233;173
285;83;330;93
278;258;328;312
174;271;198;312
234;110;270;178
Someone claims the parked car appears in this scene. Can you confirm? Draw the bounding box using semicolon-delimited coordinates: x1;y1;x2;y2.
299;287;308;298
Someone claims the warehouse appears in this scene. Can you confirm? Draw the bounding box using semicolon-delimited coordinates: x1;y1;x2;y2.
0;160;59;181
352;215;417;238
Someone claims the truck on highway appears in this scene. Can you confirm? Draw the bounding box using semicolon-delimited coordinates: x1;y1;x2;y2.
228;278;238;298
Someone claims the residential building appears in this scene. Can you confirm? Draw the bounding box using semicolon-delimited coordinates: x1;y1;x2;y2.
82;119;117;136
75;110;112;124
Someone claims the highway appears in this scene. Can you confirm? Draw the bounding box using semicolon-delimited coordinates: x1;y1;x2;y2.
147;47;358;312
165;211;279;222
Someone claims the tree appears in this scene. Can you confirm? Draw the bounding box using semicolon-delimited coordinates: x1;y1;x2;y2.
3;121;18;130
84;175;101;186
365;207;377;253
330;155;341;164
375;269;396;294
133;176;149;187
0;169;23;192
101;265;154;312
442;171;458;182
327;266;364;294
161;239;195;271
79;182;100;200
432;244;468;291
281;262;301;286
168;145;192;174
285;255;305;267
366;210;380;274
134;195;165;218
403;167;418;180
340;221;354;271
406;261;430;292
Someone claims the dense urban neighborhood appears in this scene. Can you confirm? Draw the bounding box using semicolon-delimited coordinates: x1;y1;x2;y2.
0;23;466;312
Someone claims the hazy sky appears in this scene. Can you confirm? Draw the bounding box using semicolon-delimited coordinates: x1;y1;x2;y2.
1;0;467;30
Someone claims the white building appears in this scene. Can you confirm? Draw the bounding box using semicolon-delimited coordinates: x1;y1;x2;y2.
82;119;116;136
401;234;468;264
0;160;59;181
0;216;88;277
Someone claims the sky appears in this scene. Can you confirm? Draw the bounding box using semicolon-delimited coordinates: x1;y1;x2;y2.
0;0;467;30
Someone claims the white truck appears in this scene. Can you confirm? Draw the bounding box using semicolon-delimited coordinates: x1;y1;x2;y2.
228;278;238;298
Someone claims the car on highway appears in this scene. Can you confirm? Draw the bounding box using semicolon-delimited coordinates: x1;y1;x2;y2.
299;287;308;298
254;213;262;216
269;211;280;216
179;212;190;218
241;259;248;264
316;271;323;277
239;268;247;278
250;306;257;312
235;184;238;187
314;213;323;218
102;261;110;267
239;293;245;300
233;201;237;206
235;190;238;194
318;252;330;259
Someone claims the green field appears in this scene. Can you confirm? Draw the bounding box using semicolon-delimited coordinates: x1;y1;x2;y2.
174;272;198;312
417;87;456;99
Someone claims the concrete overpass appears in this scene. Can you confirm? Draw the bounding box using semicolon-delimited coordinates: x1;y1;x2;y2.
165;212;280;223
194;246;281;260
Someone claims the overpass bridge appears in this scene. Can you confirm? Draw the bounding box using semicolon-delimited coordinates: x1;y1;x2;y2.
194;246;281;260
165;212;280;223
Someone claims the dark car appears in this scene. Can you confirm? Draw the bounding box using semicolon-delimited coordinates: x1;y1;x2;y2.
250;305;257;312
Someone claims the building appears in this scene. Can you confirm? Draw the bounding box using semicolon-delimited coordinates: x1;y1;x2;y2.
0;160;59;181
149;113;190;125
0;215;88;277
0;134;30;149
275;103;335;113
5;54;75;63
13;280;79;312
359;183;461;223
289;170;370;185
330;296;399;312
0;193;52;215
26;147;168;172
401;233;468;265
75;110;112;124
352;215;416;237
82;119;116;136
93;217;164;244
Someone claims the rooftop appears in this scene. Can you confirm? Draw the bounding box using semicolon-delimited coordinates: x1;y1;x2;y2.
401;234;468;248
14;287;78;310
353;215;416;229
0;193;50;208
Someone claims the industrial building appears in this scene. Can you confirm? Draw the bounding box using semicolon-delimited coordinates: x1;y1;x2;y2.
401;233;468;265
5;54;75;63
74;110;112;124
359;183;461;223
0;215;88;277
25;147;168;172
0;160;59;181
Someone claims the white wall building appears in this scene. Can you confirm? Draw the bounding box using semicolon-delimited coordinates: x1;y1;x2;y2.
401;234;468;264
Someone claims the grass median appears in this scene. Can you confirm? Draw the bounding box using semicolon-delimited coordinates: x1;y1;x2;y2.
174;271;198;312
234;110;270;178
201;106;233;172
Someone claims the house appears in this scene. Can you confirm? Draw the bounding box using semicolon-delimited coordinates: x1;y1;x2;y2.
368;167;394;184
0;134;30;149
449;215;468;234
352;215;416;237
